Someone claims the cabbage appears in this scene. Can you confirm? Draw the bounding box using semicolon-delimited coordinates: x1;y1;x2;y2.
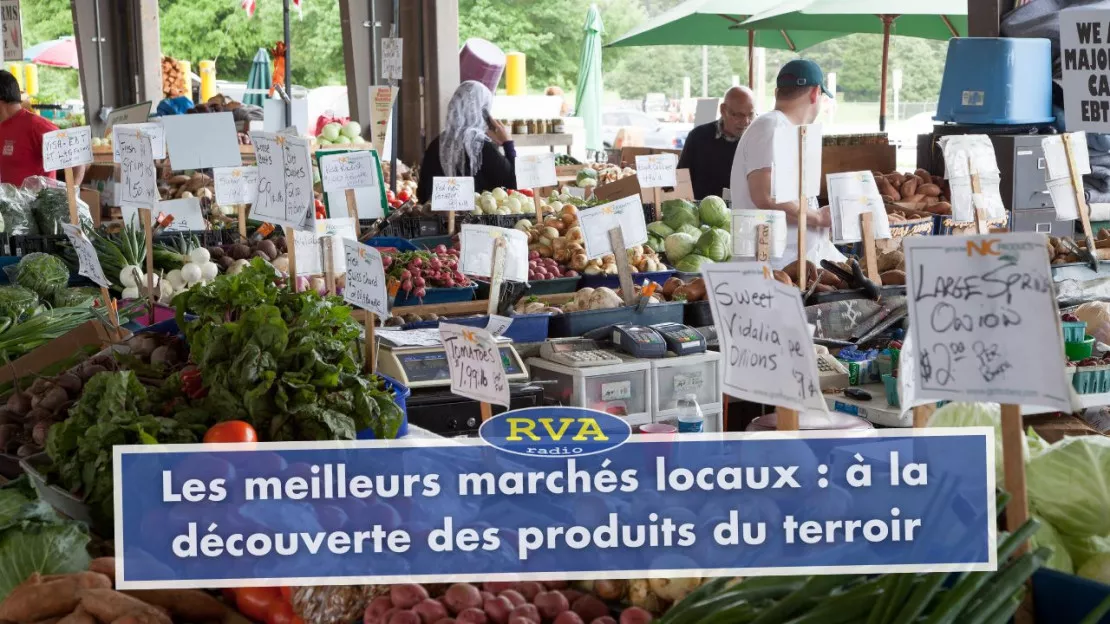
1063;533;1110;569
664;232;698;263
1029;514;1073;573
1027;435;1110;537
676;253;714;273
697;228;732;262
12;253;70;299
0;286;40;320
699;195;730;228
647;221;674;239
662;199;699;230
576;169;598;186
1078;553;1110;585
678;224;703;238
646;234;665;254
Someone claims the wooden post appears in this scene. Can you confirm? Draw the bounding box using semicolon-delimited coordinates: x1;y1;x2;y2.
860;212;881;283
480;401;493;423
652;186;662;221
322;236;337;295
63;167;79;225
1063;133;1098;266
448;210;456;235
237;205;248;239
777;407;799;431
363;313;377;374
755;224;770;262
487;237;507;316
912;404;935;428
796;126;808;290
1001;403;1030;551
345;188;362;238
139;208;155;318
533;193;544;224
610;227;637;306
285;224;298;291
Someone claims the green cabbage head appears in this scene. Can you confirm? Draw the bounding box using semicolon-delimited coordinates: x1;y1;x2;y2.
676;253;714;273
662;199;699;230
1063;533;1110;570
664;232;697;263
678;224;703;238
1078;553;1110;585
699;195;730;228
1029;514;1073;573
1027;435;1110;537
697;228;732;261
647;221;674;239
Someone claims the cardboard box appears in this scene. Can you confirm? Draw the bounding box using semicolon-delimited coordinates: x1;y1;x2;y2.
0;320;127;385
640;168;694;206
593;175;642;203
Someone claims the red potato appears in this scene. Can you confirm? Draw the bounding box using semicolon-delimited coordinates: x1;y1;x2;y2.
572;596;609;623
508;619;533;624
619;608;653;624
484;582;516;594
559;590;584;605
543;581;569;590
554;613;585;624
480;592;495;603
483;596;514;624
591;618;617;624
445;584;483;615
456;608;489;624
514;582;544;602
389;611;423;624
509;604;541;624
413;599;449;624
365;597;396;624
433;621;457;624
498;590;527;608
534;591;570;620
392;585;430;610
380;608;401;624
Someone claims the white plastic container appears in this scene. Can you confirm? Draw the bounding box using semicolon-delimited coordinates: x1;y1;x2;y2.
527;357;652;427
648;351;723;423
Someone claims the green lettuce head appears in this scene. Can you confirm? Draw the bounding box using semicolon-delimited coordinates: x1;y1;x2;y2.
664;232;697;263
662;199;699;230
696;228;732;261
13;253;69;299
675;253;714;273
698;195;730;228
647;221;674;239
1027;435;1110;537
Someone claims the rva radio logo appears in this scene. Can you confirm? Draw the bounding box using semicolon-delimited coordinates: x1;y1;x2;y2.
479;407;632;458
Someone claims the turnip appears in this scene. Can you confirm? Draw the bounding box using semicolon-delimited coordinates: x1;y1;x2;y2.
342;121;362;139
121;287;139;299
294;276;310;292
200;262;219;280
189;247;211;264
120;265;142;288
166;269;185;290
181;263;203;285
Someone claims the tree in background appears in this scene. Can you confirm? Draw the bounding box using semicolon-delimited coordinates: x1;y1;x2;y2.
19;0;79;104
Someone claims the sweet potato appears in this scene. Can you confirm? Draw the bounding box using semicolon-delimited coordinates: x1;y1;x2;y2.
900;178;919;198
914;168;933;181
0;573;112;622
906;193;925;204
813;283;835;293
57;607;96;624
875;177;898;200
771;270;794;287
886;172;905;186
918;183;942;197
783;260;817;286
77;590;171;624
88;558;115;584
661;277;683;299
877;251;904;273
880;270;907;285
818;270;845;289
932;202;952;215
121;590;226;622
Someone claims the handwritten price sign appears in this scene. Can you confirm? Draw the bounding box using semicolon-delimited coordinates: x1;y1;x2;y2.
515;153;557;190
320;150;377;193
61;224;110;288
250;132;314;228
42;126;93;172
903;234;1070;410
634;154;677;188
701;262;828;414
577;195;649;260
214;166;259;205
431;177;475;212
439;323;509;407
382;38;403;81
117;128;158;211
342;238;389;319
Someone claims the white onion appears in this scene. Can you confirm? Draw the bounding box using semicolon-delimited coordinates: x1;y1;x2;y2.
121;287;139;299
188;248;211;265
119;265;142;288
181;263;203;284
199;262;219;280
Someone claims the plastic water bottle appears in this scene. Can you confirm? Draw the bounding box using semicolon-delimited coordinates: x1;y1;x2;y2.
676;394;704;433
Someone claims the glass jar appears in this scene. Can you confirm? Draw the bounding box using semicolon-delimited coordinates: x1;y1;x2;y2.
512;119;528;135
551;118;565;134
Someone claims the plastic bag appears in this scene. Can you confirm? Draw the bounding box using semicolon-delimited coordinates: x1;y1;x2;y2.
0;183;35;235
21;176;93;234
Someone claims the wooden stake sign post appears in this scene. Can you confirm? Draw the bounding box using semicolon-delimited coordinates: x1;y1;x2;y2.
755;224;770;262
609;228;637;307
796;126;808;291
516;153;558;225
1063;132;1099;269
859;212;881;283
480;237;509;424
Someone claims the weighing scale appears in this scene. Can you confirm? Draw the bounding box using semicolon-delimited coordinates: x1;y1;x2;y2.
377;340;530;389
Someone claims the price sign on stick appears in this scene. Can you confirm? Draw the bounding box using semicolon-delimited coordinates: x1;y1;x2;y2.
382;38;403;81
903;234;1071;411
459;224;528;282
213;166;259;205
342;239;389;319
515;153;558;190
250;132;314;228
292;218;359;275
431;177;475;212
42;126;92;172
112;122;165;162
117;129;158;211
578;195;649;260
826;171;892;244
635;154;677;188
701;262;829;416
319;150;377;193
732;209;787;259
61;224;109;288
439;322;510;408
771;123;821;203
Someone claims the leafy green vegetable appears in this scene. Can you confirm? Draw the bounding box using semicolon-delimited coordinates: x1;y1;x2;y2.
30;187;91;234
696;228;732;262
677;224;703;238
1029;512;1073;573
1027;435;1110;537
646;221;674;239
675;253;714;273
664;232;698;263
698;195;730;228
662;199;699;230
0;477;91;601
0;286;41;320
1079;553;1110;585
51;287;101;309
646;234;665;254
0;184;35;235
12;253;70;299
1063;533;1110;570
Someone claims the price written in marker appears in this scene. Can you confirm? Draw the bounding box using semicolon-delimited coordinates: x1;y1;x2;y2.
42;126;93;172
701;262;828;414
61;224;110;289
112;122;165;162
214;167;259;205
439;323;510;407
515;153;557;190
431;177;475;212
319;150;377;193
250;132;314;228
342;238;389;319
381;38;403;81
577;195;649;260
634;154;677;188
117;129;158;211
903;234;1071;411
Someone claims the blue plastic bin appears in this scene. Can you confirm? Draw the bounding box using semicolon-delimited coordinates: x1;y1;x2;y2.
579;269;675;290
1033;569;1110;624
936;38;1054;125
357;373;411;440
401;312;551;343
367;237;419;251
392;284;477;307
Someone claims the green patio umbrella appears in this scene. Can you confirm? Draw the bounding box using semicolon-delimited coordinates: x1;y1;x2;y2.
606;0;845;86
576;5;605;154
740;0;966;130
243;48;272;108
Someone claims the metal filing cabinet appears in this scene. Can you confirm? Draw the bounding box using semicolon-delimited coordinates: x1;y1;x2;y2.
1010;208;1076;235
989;135;1054;211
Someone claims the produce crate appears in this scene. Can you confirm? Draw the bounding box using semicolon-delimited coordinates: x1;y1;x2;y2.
378;215;446;238
683;300;713;327
579;269;675;290
935;212;1011;235
548;301;684;337
1032;569;1110;624
461;214;527;229
22;452;102;534
357;373;411;440
402;312;552;343
392;284;476;307
411;235;454;250
367;237;419;252
9;234;66;257
475;276;580;299
642;202;658;223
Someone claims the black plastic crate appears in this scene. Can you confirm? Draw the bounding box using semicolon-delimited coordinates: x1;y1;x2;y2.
10;234;66;257
154;230;224;247
643;202;658;223
460;214;527;229
378;215;446;238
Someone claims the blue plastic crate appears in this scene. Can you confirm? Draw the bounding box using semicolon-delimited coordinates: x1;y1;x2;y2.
936;38;1054;125
1033;569;1110;624
357;373;410;440
392;284;477;307
401;312;551;343
579;269;675;290
367;237;419;251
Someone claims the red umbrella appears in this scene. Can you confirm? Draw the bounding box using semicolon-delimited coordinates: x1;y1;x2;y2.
26;37;78;69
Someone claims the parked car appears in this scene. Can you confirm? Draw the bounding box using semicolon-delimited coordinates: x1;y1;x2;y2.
602;109;691;150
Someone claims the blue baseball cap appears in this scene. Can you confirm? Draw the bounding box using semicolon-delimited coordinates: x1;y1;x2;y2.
777;59;833;98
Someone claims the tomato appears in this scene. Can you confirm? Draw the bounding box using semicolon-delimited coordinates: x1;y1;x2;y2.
204;421;259;444
397;189;411;202
386;190;396;201
236;587;280;622
518;188;534;197
279;586;294;602
266;601;298;624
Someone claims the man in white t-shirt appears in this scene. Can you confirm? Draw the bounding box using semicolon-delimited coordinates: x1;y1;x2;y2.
729;59;834;270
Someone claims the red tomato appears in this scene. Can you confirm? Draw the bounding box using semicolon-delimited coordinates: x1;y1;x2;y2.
204;421;259;444
279;587;294;602
518;188;534;197
386;190;397;201
237;588;280;622
397;189;411;202
266;601;298;624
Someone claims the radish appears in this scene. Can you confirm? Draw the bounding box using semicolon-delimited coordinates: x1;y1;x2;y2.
189;247;211;264
181;263;203;285
411;257;423;268
400;269;411;280
200;262;219;280
413;287;427;299
434;244;447;254
413;277;426;288
401;279;413;292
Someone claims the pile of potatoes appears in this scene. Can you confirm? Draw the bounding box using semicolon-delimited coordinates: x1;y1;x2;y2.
873;169;952;216
159;173;214;202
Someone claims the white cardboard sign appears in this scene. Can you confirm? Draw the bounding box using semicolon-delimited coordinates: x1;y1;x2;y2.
61;224;109;288
439;322;510;408
459;224;528;283
42;126;93;172
578;195;649;260
701;262;829;414
382;38;403;81
515;152;558;190
939;135;1005;222
1041;133;1091;221
903;234;1070;411
342;238;389;319
1061;9;1110;133
213;166;259;205
635;154;678;188
1;0;21;63
431;177;476;212
319;150;377;193
825;171;892;244
250;131;314;228
731;209;787;259
113;122;165;162
159;112;241;170
292;218;359;275
771;123;822;203
117;129;158;212
157;197;206;232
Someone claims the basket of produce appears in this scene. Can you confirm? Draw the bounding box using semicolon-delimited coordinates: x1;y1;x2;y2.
384;246;475;306
654;196;732;271
941;213;1011;235
541;287;683;337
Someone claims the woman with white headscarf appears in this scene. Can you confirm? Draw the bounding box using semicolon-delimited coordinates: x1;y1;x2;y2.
417;81;516;202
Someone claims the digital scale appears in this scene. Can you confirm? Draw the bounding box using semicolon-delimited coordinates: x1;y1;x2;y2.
377;340;530;389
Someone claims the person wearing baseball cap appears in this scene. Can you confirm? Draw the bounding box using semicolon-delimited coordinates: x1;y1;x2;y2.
729;59;837;270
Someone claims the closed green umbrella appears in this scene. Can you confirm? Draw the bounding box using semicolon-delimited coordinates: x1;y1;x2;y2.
576;5;606;154
606;0;844;86
243;48;272;108
740;0;966;129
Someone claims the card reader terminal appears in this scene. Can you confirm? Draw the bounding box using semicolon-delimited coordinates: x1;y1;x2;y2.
611;325;667;359
650;322;707;355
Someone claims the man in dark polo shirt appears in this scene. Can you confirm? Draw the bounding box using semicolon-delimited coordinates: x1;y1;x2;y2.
677;86;755;199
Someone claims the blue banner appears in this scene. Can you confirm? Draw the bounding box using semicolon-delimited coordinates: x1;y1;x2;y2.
114;411;995;589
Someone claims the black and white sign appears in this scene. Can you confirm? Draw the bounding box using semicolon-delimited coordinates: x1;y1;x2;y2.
515;153;558;190
1;0;20;63
459;224;528;283
61;224;109;288
635;154;677;188
113;122;165;162
214;166;259;205
382;38;403;81
431;177;475;212
439;322;509;407
250;131;314;228
42;126;93;172
319;150;377;193
342;238;389;319
117;128;158;212
577;194;649;260
1061;9;1110;132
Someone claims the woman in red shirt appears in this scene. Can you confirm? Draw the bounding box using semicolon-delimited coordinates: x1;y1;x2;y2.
0;70;85;186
